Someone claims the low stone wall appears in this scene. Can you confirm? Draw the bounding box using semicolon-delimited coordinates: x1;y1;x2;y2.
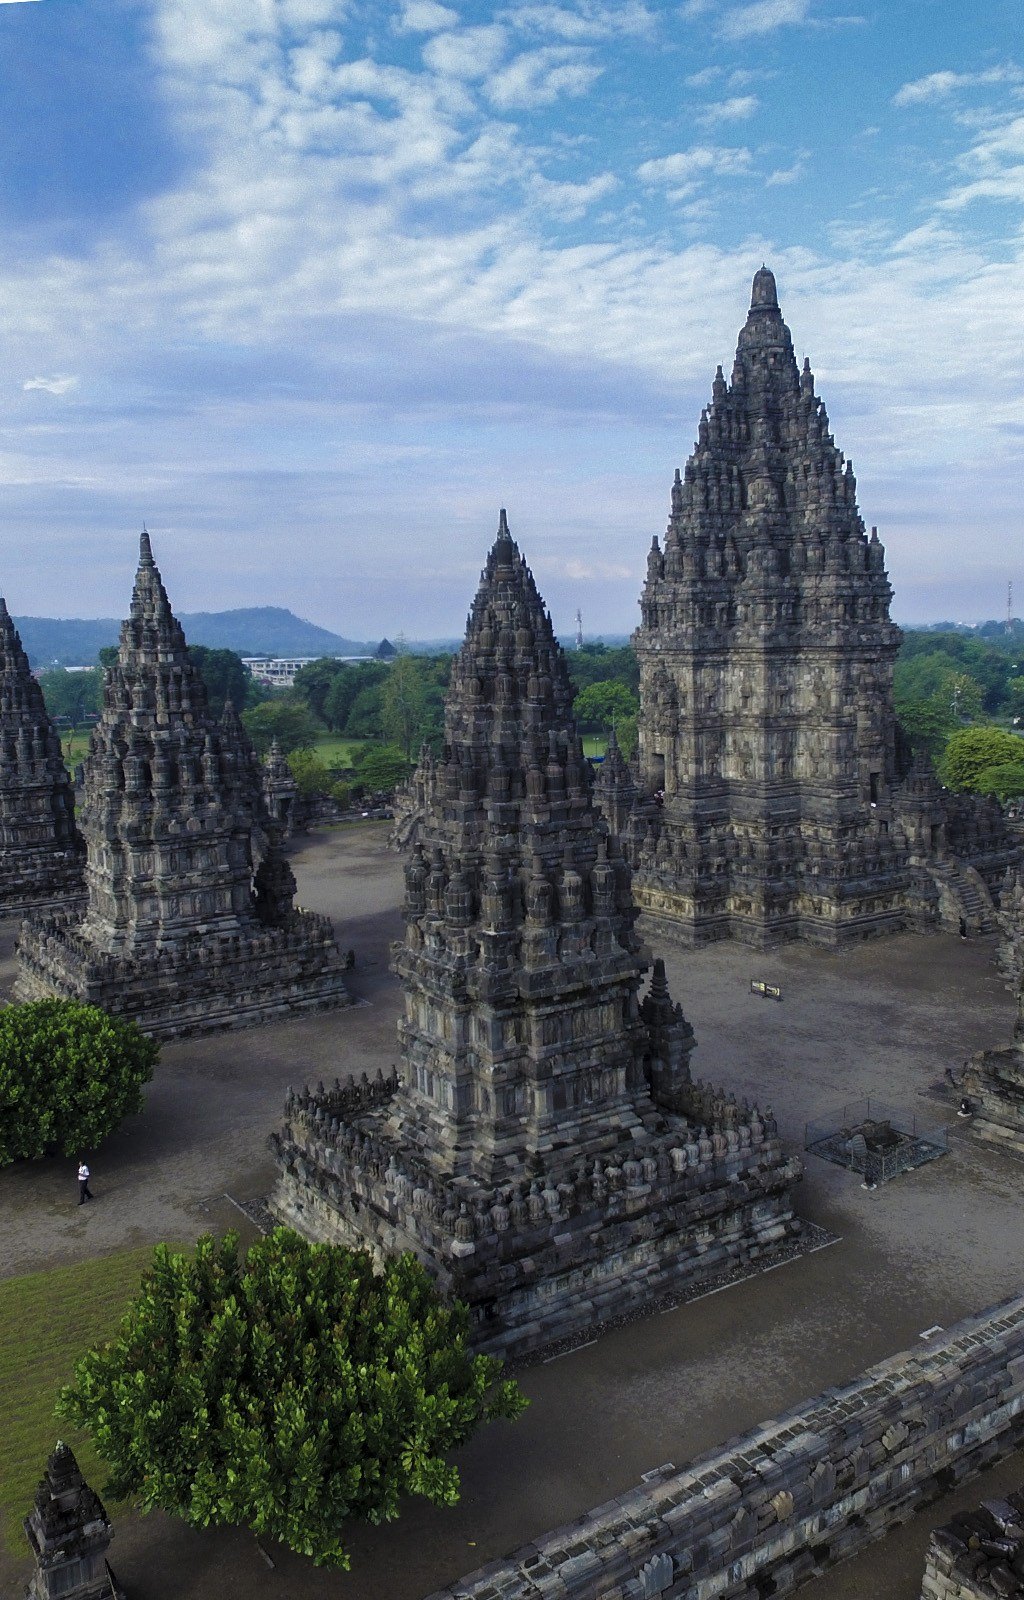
921;1491;1024;1599
270;1079;800;1360
424;1290;1024;1600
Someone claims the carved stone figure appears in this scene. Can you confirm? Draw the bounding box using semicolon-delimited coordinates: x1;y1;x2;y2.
16;531;349;1035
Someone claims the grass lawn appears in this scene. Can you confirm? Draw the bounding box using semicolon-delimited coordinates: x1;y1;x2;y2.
312;733;368;769
59;731;92;766
0;1244;164;1552
582;735;606;758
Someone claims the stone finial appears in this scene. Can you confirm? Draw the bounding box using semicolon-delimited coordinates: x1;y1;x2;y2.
750;264;779;309
138;524;155;569
24;1442;126;1600
496;507;512;542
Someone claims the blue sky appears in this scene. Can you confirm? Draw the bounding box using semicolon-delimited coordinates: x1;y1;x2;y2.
0;0;1021;637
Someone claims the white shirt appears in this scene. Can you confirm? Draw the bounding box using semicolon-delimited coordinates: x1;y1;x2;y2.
78;1164;89;1182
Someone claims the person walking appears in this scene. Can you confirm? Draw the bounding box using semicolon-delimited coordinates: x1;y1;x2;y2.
77;1160;93;1205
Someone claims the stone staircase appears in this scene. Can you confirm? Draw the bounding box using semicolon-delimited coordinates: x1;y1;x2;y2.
926;855;997;934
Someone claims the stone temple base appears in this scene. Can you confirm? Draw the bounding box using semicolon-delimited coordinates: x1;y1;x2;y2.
15;910;350;1039
961;1045;1024;1157
270;1076;802;1361
0;850;85;921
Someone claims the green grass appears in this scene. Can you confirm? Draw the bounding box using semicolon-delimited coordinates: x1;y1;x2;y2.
582;735;606;757
59;731;92;765
311;733;368;768
0;1244;164;1551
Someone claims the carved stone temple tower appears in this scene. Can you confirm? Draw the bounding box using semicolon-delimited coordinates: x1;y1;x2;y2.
24;1442;126;1600
631;267;1017;947
16;531;349;1035
0;599;83;915
272;513;800;1358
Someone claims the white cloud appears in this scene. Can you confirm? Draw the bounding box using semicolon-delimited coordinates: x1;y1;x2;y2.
527;170;618;218
422;25;508;80
720;0;809;40
893;65;1024;108
487;45;601;109
396;1;460;32
766;156;805;185
502;2;655;40
22;376;79;396
637;145;752;201
697;94;759;126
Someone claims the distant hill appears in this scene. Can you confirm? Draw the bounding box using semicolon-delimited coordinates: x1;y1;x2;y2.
14;607;373;668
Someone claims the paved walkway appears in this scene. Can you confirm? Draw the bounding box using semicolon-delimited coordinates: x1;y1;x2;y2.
2;822;1022;1600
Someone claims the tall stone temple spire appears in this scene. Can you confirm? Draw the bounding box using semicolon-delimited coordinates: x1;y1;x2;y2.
16;531;349;1034
632;267;1017;946
0;598;84;914
272;513;799;1358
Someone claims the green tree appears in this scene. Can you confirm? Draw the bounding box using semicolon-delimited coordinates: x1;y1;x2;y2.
894;696;957;760
187;647;250;717
565;644;640;696
342;684;385;740
242;698;321;758
0;1000;158;1165
381;656;428;758
573;680;639;732
353;743;411;793
57;1230;526;1569
287;749;333;800
974;763;1024;802
37;667;102;729
938;726;1024;791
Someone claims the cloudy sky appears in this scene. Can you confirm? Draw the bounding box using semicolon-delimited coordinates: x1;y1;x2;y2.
0;0;1021;637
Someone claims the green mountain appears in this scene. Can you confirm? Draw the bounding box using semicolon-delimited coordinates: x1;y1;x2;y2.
14;607;373;668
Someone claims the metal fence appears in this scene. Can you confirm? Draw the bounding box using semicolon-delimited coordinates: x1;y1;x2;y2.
804;1097;948;1183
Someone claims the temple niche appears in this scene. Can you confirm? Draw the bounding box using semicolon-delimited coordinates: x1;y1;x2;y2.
16;530;350;1036
272;512;800;1359
0;598;84;916
627;267;1018;948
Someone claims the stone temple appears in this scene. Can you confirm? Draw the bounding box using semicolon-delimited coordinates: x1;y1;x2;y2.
16;531;349;1036
0;598;84;916
272;512;800;1358
628;266;1017;948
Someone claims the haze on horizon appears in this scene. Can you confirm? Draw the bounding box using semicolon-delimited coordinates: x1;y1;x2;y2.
0;0;1021;641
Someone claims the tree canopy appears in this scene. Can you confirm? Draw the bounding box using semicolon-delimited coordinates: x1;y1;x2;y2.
974;762;1024;802
573;679;639;732
241;698;321;757
36;667;102;728
937;725;1024;792
57;1229;526;1569
0;999;158;1165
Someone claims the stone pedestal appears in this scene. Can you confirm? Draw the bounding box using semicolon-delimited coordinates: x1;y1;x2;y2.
23;1443;126;1600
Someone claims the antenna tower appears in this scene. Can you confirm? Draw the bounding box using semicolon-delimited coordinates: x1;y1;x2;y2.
1008;581;1014;634
575;609;583;651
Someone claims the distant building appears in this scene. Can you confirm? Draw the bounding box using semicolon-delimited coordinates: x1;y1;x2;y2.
241;654;371;688
375;638;397;660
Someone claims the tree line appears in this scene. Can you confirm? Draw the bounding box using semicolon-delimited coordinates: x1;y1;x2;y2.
36;629;1024;803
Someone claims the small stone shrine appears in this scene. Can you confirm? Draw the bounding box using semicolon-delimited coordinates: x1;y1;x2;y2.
262;737;298;837
272;512;800;1358
16;530;349;1036
630;267;1018;947
23;1441;126;1600
0;598;84;916
921;1491;1024;1599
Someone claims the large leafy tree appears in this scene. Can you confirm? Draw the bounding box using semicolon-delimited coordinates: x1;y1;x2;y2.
573;680;639;732
187;646;251;716
0;1000;158;1164
938;725;1024;792
381;654;428;758
974;763;1024;802
58;1230;526;1569
36;667;103;729
241;698;321;757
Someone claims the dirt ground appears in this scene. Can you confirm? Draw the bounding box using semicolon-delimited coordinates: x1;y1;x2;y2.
2;821;1022;1600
